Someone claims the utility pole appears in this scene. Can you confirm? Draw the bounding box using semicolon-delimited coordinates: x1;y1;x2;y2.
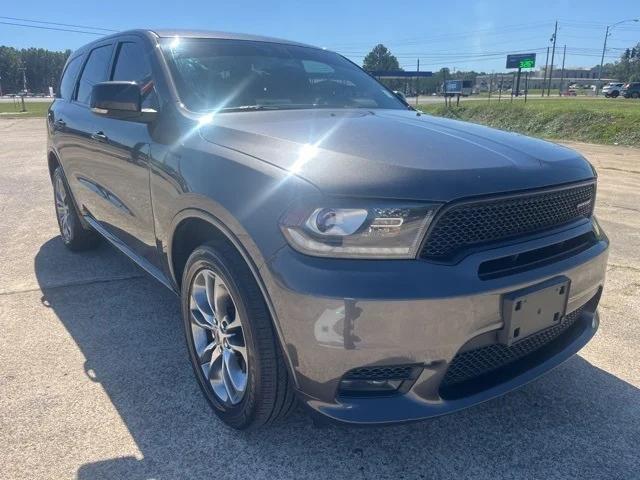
597;25;610;96
559;45;566;96
498;73;503;102
488;73;493;103
415;58;420;107
542;47;550;97
547;20;558;96
18;66;27;93
443;68;448;107
597;19;639;96
510;72;515;103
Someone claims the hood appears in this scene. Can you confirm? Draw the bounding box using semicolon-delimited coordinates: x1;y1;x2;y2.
199;109;595;202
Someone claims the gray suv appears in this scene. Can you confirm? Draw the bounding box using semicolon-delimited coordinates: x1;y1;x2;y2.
47;29;609;429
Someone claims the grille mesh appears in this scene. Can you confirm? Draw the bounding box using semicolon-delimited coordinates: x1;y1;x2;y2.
442;303;587;387
345;365;416;381
421;183;595;260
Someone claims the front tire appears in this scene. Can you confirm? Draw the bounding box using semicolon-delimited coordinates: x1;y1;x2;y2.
181;243;295;429
52;167;100;251
611;91;619;98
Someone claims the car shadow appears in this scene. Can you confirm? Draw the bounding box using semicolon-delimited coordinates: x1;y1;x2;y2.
35;236;639;480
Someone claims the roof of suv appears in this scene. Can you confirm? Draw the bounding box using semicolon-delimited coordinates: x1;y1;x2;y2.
149;28;317;48
75;28;320;52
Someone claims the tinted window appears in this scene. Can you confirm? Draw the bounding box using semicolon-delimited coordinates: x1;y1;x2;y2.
59;55;83;100
112;42;157;108
161;38;405;112
76;44;113;104
112;42;151;82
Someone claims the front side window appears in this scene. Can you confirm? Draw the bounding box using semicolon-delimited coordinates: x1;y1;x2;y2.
112;41;157;108
76;44;113;104
160;38;405;112
58;55;83;100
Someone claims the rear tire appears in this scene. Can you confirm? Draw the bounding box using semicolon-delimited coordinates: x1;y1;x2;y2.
52;167;100;251
611;91;619;98
632;92;640;99
181;243;295;429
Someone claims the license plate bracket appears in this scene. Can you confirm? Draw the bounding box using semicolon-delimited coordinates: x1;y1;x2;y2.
499;276;571;347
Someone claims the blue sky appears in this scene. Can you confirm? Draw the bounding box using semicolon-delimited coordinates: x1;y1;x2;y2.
1;0;639;72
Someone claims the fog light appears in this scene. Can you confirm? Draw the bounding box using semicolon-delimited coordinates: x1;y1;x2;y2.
339;378;403;394
338;364;422;396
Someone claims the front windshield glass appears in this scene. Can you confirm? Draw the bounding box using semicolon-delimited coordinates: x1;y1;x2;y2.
160;37;406;112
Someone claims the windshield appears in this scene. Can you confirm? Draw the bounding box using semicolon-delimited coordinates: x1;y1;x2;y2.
160;37;406;112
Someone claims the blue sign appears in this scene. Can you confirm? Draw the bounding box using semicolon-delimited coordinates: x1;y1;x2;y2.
444;80;463;93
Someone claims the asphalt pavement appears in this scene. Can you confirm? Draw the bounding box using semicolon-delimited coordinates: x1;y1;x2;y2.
1;119;638;480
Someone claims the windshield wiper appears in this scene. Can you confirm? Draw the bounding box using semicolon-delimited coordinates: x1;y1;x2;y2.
218;104;281;112
216;104;320;113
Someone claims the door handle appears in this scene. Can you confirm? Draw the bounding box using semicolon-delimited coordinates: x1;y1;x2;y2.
91;131;108;142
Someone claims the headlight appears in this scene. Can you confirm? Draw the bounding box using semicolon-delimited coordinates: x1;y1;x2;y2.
280;203;440;259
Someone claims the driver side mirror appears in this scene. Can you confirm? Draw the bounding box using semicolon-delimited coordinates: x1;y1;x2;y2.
91;81;156;122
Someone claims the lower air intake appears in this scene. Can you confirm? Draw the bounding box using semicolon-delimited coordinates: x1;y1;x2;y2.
442;298;594;388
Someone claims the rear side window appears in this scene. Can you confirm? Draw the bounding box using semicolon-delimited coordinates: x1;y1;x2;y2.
112;41;157;108
59;55;83;100
76;44;113;104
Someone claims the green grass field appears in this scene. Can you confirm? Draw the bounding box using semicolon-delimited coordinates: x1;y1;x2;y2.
0;100;52;118
419;98;640;146
2;97;639;147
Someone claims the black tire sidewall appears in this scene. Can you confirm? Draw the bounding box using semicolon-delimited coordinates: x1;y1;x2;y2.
53;167;77;246
181;246;263;427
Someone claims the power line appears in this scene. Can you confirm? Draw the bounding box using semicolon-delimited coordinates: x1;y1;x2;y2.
325;22;552;48
0;15;117;32
0;20;106;35
339;48;550;58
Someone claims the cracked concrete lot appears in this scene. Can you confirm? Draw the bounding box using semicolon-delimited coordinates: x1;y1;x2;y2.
1;119;639;480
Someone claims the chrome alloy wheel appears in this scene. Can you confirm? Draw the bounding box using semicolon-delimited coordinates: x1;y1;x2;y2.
54;174;73;241
189;268;249;405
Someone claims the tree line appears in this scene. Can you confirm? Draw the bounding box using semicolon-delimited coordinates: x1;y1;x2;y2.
0;40;637;96
600;43;640;83
363;44;483;94
364;41;640;95
0;46;70;94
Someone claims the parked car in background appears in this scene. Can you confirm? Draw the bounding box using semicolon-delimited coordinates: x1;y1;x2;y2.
602;82;624;98
621;82;640;98
47;29;609;430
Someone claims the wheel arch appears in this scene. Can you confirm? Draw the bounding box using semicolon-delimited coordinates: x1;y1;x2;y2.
47;149;61;180
167;209;299;388
168;208;264;290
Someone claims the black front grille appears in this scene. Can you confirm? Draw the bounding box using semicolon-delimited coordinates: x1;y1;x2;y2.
421;182;595;260
441;303;589;388
345;365;416;381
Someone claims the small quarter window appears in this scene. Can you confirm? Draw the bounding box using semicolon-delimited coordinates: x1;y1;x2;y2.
112;42;157;109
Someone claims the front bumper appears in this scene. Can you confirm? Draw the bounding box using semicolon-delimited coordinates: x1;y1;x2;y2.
259;219;608;425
